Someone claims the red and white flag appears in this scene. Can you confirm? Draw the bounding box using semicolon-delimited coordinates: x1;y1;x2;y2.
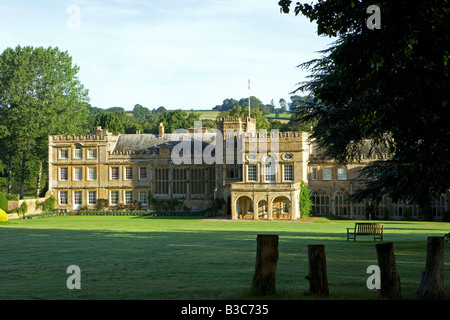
248;79;250;90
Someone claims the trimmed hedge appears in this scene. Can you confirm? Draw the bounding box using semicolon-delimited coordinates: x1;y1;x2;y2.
24;211;65;219
0;192;8;212
78;210;220;217
0;208;8;222
24;210;222;219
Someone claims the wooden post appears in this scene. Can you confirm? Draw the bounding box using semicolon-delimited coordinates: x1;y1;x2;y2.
252;234;279;296
417;237;445;300
375;242;402;299
305;244;329;296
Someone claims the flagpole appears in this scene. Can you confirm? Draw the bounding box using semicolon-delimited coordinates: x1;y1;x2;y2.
248;79;251;118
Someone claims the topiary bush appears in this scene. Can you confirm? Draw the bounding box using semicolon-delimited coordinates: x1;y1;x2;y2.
0;192;8;212
0;208;8;222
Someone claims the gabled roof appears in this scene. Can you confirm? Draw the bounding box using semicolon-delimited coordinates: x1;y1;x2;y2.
113;133;215;152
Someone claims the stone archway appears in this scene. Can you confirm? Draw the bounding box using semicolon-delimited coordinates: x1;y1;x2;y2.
257;199;268;219
271;196;291;219
235;195;254;219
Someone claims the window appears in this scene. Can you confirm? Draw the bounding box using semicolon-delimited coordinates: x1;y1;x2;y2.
88;167;97;180
59;191;68;205
191;168;205;195
73;191;82;206
125;167;133;180
60;167;68;181
337;168;347;180
311;189;330;215
87;149;97;159
139;167;148;180
353;199;368;217
207;167;215;198
154;168;169;194
124;190;133;204
139;190;148;205
282;202;289;213
283;164;294;182
74;147;82;159
247;165;257;182
110;190;119;206
88;191;97;205
322;168;332;180
60;149;68;159
264;156;276;183
226;164;239;179
73;167;82;181
110;167;119;180
264;164;276;182
334;189;350;216
431;195;446;217
173;168;187;194
311;168;317;180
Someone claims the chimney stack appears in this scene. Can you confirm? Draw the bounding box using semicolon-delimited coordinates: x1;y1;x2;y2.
96;126;108;136
158;122;164;137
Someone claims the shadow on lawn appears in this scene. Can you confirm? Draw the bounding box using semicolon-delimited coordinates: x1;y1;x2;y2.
0;220;447;300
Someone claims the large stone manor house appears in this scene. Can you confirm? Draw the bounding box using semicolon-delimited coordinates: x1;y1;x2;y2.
48;117;448;220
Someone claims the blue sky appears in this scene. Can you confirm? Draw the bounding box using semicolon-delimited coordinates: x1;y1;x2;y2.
0;0;332;110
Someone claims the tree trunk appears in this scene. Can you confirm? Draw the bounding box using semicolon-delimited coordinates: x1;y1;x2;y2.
305;244;329;296
7;156;13;194
36;161;42;198
252;234;279;296
20;149;27;200
376;242;402;299
417;237;445;300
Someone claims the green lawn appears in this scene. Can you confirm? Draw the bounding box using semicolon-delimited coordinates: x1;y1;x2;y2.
0;216;448;300
267;112;292;119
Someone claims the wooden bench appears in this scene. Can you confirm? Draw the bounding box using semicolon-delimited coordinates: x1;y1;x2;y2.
347;223;384;241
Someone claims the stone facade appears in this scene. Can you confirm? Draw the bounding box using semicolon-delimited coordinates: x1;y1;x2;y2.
48;118;449;220
48;125;216;212
229;130;308;220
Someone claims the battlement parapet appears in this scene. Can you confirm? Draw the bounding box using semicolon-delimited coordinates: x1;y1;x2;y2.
216;117;255;123
50;134;109;142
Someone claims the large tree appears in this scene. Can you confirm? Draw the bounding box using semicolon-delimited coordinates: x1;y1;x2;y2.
132;104;151;119
279;1;450;215
93;112;125;134
0;46;89;198
159;110;201;133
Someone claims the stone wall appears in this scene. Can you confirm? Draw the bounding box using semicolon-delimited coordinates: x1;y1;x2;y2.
7;197;48;219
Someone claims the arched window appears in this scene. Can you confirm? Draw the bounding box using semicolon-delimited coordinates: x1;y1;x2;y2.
391;199;418;218
431;195;446;217
311;189;330;215
352;198;367;217
334;189;350;216
263;155;276;183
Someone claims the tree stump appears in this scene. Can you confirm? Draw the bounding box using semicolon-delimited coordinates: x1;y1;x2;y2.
417;237;445;300
305;244;329;296
252;234;279;296
375;242;402;299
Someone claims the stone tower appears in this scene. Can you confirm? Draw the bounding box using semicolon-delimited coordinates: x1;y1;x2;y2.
216;117;256;134
215;117;256;208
